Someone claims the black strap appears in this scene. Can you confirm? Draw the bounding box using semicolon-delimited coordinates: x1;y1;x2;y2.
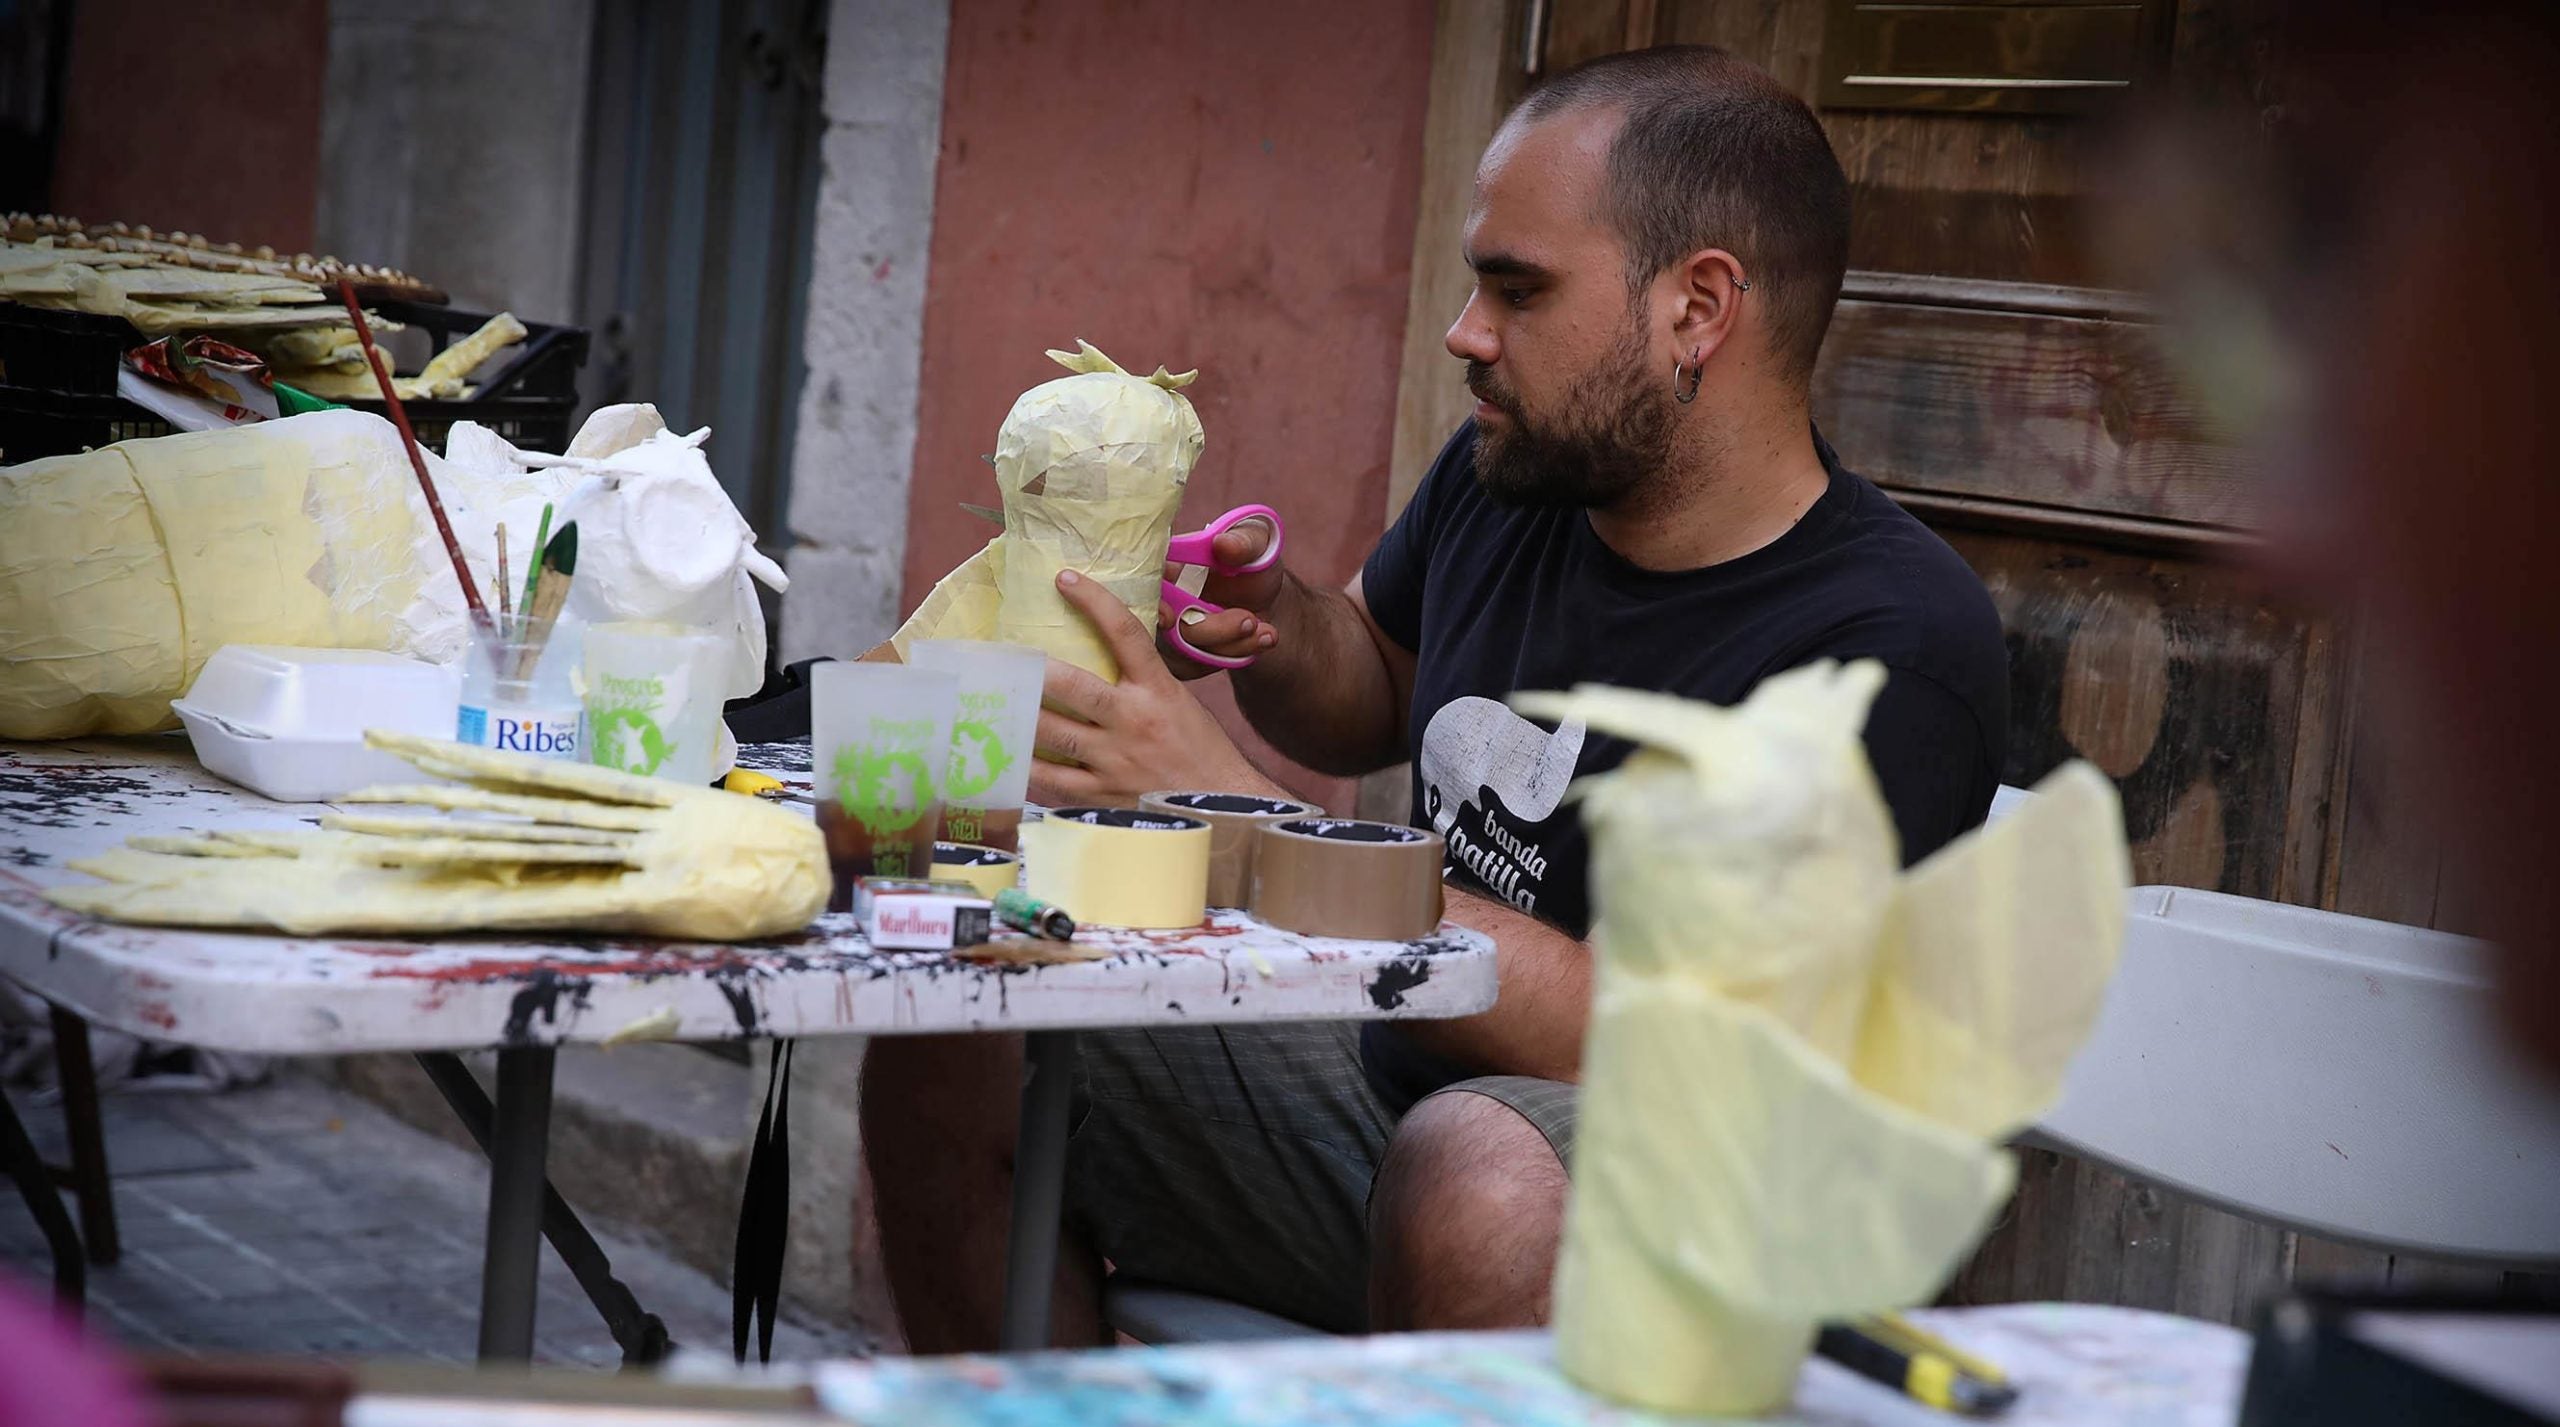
0;1085;85;1308
732;1038;795;1363
722;657;836;744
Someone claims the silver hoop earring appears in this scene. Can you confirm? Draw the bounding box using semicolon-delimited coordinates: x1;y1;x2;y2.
1732;275;1751;291
1673;352;1704;404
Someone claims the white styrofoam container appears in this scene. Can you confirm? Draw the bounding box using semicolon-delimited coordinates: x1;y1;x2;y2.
172;646;462;802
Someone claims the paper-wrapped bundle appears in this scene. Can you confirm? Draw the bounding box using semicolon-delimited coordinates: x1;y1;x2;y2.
894;341;1204;681
0;404;790;740
1515;661;2130;1416
49;733;827;942
0;411;447;738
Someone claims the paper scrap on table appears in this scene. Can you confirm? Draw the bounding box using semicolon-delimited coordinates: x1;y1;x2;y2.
952;938;1117;966
1513;661;2131;1417
892;342;1204;681
604;1007;683;1046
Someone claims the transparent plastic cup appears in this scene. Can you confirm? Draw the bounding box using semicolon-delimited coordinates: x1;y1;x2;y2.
582;621;728;785
906;639;1047;852
812;661;960;909
457;612;584;761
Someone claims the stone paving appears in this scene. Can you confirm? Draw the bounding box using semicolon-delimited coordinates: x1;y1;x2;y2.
0;1072;860;1366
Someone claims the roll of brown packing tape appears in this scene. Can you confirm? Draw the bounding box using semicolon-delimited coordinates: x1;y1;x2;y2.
934;842;1021;900
1250;818;1446;941
1139;790;1319;907
1021;807;1212;928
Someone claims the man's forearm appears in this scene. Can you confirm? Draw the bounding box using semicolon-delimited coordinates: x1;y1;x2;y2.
1230;574;1406;776
1393;886;1589;1084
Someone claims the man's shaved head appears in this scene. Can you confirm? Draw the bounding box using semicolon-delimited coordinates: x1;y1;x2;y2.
1508;46;1851;382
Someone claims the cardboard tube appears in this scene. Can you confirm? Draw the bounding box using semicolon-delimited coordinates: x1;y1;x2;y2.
1249;818;1446;940
1020;807;1211;928
1139;790;1317;907
933;842;1021;900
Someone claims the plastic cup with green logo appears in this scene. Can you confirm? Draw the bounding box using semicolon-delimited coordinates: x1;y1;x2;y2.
812;661;959;911
581;622;728;785
906;639;1047;853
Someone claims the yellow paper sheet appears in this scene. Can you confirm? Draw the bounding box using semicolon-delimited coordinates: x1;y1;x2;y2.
1554;980;2014;1414
1518;666;1901;1060
1516;663;2130;1415
1854;761;2133;1138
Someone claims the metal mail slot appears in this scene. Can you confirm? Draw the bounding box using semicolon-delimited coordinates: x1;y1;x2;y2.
1818;0;2174;116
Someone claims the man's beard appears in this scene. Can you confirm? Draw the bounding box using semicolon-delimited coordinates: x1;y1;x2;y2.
1466;327;1674;511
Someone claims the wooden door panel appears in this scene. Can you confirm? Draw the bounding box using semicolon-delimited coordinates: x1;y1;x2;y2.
1942;529;2330;897
1817;281;2250;528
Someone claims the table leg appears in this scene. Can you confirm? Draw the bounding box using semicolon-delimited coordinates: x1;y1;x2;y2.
1000;1029;1077;1352
478;1046;554;1362
0;1086;83;1311
47;1007;119;1266
412;1052;671;1365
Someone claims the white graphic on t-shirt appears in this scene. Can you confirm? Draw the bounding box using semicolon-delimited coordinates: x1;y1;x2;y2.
1419;696;1585;915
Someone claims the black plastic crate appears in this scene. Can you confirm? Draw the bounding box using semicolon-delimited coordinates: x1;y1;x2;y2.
0;305;130;397
0;387;173;461
0;299;588;463
344;301;591;455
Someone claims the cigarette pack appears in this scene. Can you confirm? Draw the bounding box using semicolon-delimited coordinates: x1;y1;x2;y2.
862;881;994;951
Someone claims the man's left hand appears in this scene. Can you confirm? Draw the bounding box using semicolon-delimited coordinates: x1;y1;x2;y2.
1032;569;1293;807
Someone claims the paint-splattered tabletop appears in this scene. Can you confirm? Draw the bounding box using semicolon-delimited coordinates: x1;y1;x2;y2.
811;1309;2248;1427
0;738;1495;1055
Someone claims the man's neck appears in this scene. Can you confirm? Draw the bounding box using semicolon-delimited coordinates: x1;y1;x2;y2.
1585;398;1830;572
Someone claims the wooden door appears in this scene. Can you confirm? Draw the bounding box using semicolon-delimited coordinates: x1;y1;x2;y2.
1386;0;2533;1319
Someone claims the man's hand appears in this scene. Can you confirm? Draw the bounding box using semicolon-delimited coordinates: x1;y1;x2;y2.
1161;518;1283;680
1033;569;1295;807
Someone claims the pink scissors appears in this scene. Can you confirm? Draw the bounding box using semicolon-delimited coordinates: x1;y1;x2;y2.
1160;504;1284;670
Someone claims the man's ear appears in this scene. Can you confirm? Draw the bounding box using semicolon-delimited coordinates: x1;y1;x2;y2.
1667;247;1748;365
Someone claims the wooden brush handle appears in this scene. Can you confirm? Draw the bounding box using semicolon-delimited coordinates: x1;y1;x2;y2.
514;570;575;681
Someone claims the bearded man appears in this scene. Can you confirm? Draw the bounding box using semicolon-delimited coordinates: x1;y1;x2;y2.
860;44;2009;1345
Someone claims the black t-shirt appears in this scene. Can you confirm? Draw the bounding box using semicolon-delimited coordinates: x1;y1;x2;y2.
1357;423;2009;1108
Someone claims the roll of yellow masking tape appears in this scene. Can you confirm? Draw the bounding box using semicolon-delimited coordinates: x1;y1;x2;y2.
1250;818;1446;940
1138;790;1318;907
1021;807;1212;928
933;842;1022;901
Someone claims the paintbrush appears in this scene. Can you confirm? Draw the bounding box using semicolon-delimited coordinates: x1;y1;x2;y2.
522;501;553;614
513;521;579;680
495;525;514;619
336;277;489;631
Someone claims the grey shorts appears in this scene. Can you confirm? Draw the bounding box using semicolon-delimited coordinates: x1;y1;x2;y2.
1060;1021;1576;1334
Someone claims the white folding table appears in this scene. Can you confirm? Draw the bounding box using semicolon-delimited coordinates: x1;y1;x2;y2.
0;736;1496;1361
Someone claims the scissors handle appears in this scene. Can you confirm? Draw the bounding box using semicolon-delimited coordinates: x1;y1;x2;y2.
1165;504;1283;575
1158;581;1258;670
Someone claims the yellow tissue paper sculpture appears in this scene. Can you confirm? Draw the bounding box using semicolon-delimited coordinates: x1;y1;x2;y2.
48;732;828;942
1514;661;2131;1416
893;341;1204;681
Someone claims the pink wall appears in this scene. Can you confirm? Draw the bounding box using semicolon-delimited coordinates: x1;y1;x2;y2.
51;0;328;250
906;0;1439;811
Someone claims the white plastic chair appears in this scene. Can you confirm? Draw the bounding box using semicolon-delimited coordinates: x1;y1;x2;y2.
2032;884;2560;1266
